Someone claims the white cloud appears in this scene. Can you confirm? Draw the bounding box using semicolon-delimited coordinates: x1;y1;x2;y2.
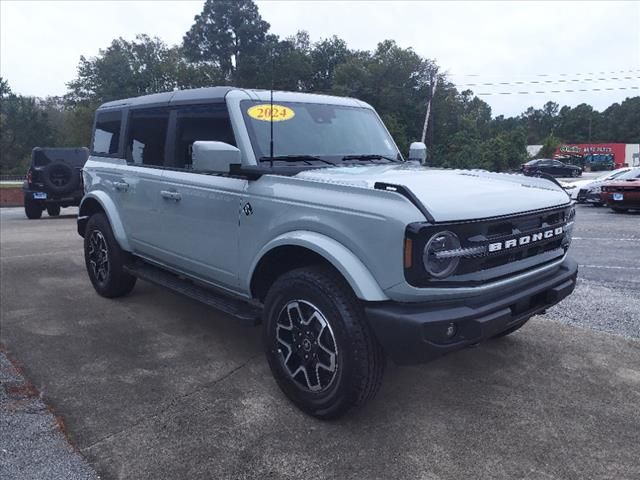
1;0;638;116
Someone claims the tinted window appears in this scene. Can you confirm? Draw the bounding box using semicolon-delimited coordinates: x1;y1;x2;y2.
171;105;235;169
126;109;169;166
92;111;121;155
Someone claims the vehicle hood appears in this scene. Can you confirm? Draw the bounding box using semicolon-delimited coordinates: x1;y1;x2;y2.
295;164;571;222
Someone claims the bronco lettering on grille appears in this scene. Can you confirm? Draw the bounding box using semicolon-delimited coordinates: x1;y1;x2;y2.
488;226;565;253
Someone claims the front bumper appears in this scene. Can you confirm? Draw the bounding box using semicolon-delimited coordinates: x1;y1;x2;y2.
365;257;578;365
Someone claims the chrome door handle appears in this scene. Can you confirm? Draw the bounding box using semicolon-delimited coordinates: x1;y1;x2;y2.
160;190;181;201
113;181;129;191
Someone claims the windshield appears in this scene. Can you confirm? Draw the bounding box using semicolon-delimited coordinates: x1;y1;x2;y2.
600;169;628;180
616;168;640;180
241;100;401;163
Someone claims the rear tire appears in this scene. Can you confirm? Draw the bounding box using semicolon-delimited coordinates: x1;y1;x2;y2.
24;197;42;219
263;266;385;419
46;205;61;217
84;213;136;298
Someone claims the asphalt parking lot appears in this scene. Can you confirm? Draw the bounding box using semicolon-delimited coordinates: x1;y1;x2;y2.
1;203;639;480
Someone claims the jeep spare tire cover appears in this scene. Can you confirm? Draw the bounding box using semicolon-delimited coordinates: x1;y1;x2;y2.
42;161;80;195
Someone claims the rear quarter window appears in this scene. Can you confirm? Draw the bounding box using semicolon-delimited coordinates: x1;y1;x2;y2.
92;110;122;156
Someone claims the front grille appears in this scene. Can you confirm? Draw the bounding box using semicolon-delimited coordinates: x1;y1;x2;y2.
454;208;568;275
405;205;572;287
577;189;588;201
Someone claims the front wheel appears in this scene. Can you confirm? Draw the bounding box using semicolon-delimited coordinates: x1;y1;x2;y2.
263;266;385;419
84;213;136;298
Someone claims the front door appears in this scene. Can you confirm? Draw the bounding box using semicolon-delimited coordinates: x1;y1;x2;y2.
157;171;246;290
152;104;246;291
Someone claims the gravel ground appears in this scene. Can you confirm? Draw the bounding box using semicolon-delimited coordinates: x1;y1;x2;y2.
0;352;99;480
544;203;640;340
547;278;640;339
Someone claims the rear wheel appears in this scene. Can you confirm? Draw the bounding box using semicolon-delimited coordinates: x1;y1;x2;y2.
263;266;385;419
24;197;42;219
84;213;136;298
46;205;61;217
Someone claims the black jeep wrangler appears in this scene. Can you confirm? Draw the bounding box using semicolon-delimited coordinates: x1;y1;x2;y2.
23;147;89;219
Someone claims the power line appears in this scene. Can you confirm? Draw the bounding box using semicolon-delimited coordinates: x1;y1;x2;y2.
476;86;639;96
449;68;640;78
456;76;639;87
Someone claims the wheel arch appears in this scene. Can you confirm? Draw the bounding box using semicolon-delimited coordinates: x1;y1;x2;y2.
248;231;388;302
77;192;131;251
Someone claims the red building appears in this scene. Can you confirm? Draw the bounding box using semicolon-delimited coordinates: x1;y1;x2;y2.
554;143;627;170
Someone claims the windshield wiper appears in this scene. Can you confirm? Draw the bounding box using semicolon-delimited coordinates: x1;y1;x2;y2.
341;154;401;163
258;155;335;166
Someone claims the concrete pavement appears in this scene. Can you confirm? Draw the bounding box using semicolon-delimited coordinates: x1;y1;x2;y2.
1;206;639;479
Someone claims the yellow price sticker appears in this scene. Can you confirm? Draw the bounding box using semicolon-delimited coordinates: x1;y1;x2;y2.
247;104;295;122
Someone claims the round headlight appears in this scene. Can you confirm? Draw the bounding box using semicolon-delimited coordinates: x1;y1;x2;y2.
423;231;461;279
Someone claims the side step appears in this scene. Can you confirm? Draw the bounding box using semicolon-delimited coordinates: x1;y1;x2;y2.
124;261;261;326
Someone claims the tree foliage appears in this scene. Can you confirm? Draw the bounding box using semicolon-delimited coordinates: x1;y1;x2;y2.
1;0;638;175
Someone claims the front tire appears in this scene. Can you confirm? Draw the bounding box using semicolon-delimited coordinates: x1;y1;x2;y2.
84;213;136;298
24;197;42;219
46;205;61;216
263;266;385;419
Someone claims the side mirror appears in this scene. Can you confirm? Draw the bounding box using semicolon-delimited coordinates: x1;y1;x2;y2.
408;142;427;164
192;141;241;173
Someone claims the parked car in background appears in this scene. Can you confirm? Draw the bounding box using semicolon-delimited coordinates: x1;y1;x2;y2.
521;159;582;178
600;167;640;213
23;147;89;219
575;167;633;204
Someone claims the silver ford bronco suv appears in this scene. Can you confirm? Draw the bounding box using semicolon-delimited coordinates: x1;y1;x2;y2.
78;87;577;419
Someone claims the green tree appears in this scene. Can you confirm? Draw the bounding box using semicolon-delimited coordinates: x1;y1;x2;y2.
67;35;186;106
0;80;56;173
537;134;561;158
182;0;269;86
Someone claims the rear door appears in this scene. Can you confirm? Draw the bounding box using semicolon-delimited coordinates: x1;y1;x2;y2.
118;108;171;259
153;104;247;291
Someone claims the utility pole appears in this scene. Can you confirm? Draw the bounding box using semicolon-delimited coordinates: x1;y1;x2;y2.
421;76;438;144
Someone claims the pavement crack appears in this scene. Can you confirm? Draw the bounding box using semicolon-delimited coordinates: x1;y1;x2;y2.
80;353;261;452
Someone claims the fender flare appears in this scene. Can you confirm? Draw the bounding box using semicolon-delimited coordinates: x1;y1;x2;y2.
78;191;131;251
248;230;389;302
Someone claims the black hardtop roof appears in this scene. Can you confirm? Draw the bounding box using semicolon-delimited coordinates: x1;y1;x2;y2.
96;86;360;112
97;86;235;111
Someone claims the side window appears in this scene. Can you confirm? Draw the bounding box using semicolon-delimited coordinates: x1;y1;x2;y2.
125;108;170;166
171;105;235;170
92;110;121;156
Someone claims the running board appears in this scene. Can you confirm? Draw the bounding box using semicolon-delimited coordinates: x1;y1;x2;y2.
124;261;261;326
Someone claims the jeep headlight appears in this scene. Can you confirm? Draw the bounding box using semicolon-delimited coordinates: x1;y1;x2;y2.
423;231;461;278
